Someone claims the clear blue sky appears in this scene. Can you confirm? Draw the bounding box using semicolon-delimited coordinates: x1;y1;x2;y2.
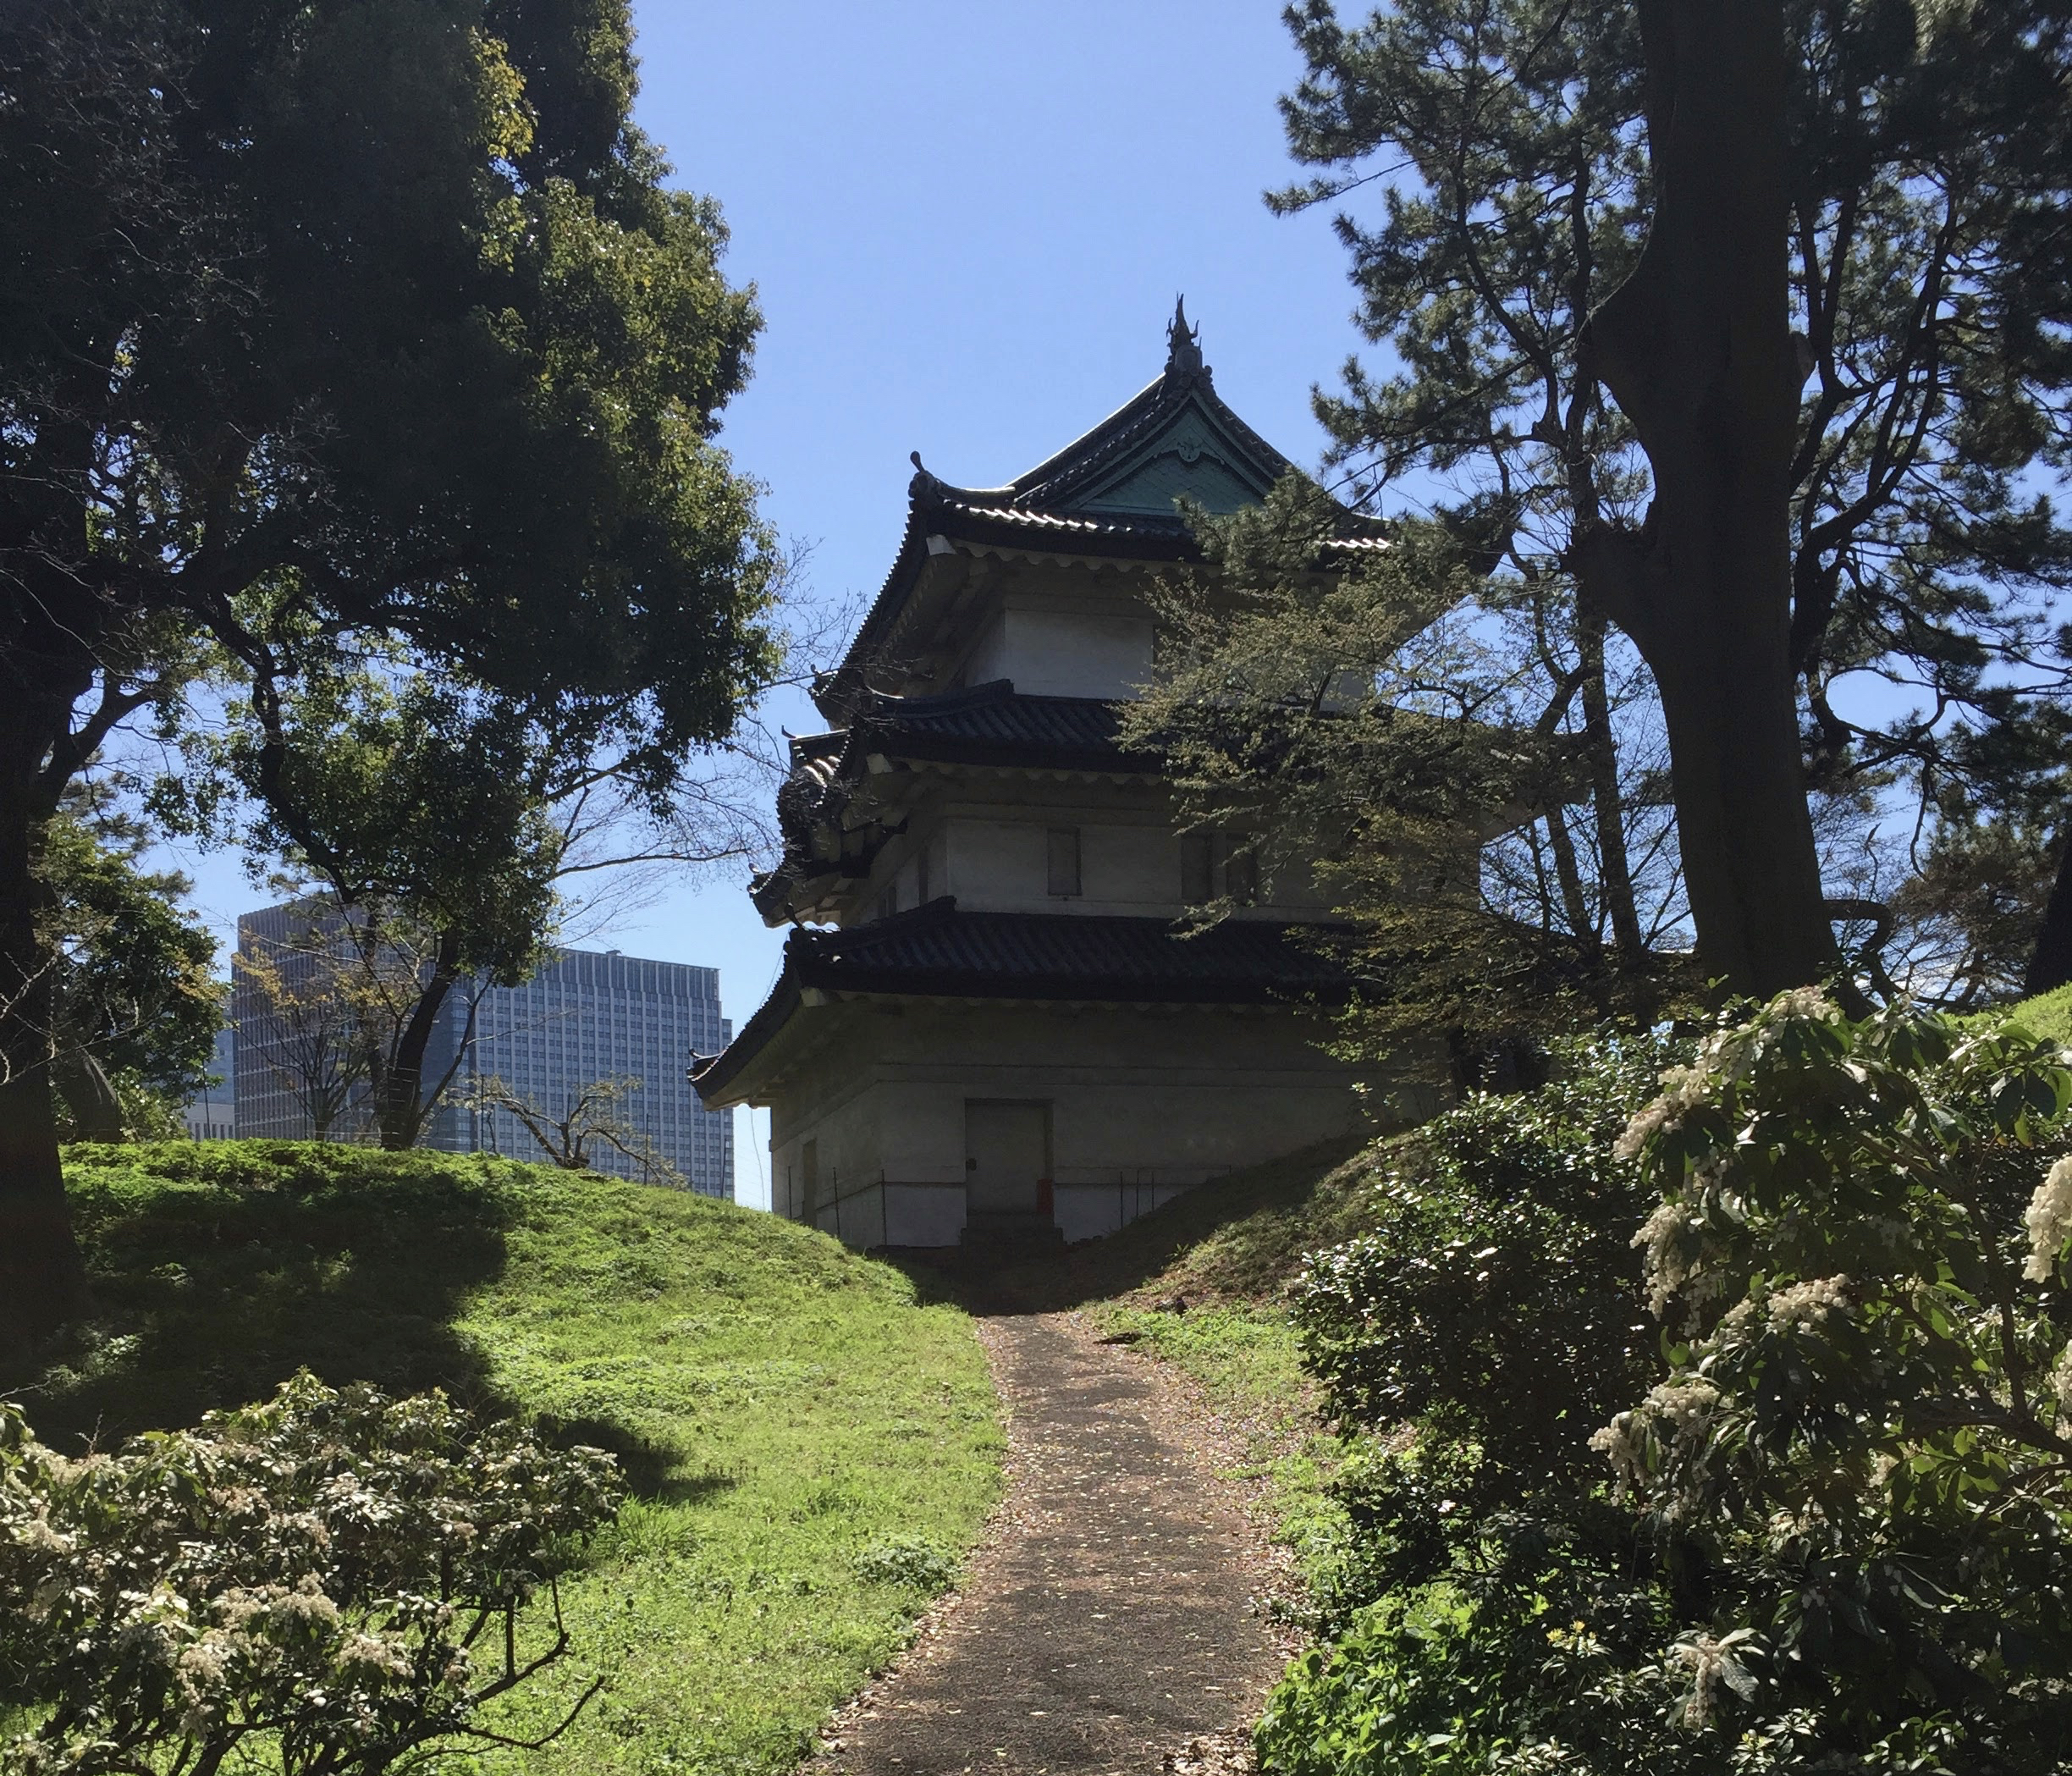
158;3;1376;1206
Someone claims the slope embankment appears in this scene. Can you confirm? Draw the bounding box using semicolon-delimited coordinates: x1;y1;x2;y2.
17;1142;1004;1776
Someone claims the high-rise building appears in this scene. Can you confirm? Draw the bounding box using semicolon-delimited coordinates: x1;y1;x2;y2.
231;905;733;1198
233;901;366;1140
424;948;734;1199
181;1027;237;1140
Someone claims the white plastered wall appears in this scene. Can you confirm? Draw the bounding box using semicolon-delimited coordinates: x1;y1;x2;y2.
964;605;1154;700
755;998;1428;1249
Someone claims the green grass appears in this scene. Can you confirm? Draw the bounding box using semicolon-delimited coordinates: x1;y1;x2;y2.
2001;982;2072;1045
17;1142;1004;1776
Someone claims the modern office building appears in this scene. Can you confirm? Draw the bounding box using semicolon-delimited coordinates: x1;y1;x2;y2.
425;948;734;1199
232;901;363;1140
232;904;733;1197
181;1027;237;1140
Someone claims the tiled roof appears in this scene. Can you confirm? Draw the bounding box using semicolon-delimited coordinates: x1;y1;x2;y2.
851;681;1149;772
750;687;1156;922
692;900;1356;1100
814;331;1387;725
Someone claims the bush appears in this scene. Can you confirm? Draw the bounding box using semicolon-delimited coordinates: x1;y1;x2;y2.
1261;1032;1706;1776
1;1372;620;1775
1262;994;2072;1776
1597;991;2072;1770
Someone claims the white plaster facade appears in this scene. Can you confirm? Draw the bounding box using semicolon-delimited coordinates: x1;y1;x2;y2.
695;315;1408;1250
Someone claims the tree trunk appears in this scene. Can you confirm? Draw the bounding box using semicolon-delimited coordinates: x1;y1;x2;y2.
51;1048;124;1142
1575;610;1647;968
1576;0;1839;1000
2025;832;2072;998
371;934;460;1150
0;707;87;1354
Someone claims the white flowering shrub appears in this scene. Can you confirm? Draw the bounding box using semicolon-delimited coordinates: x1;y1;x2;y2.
1601;991;2072;1769
0;1372;620;1775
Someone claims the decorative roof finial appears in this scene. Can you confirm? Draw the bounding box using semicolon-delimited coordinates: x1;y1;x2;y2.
1165;295;1204;379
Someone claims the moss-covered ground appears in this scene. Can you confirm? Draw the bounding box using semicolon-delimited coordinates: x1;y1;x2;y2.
14;1143;1004;1776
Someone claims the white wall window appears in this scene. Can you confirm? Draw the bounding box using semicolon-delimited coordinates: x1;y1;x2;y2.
1047;828;1082;897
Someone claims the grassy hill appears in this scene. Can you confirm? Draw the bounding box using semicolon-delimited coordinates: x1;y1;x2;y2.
2003;981;2072;1044
17;1143;1004;1776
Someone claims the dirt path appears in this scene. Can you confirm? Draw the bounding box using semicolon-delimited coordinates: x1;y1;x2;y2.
809;1311;1292;1776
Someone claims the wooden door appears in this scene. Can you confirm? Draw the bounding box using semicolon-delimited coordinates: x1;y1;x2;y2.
965;1101;1049;1217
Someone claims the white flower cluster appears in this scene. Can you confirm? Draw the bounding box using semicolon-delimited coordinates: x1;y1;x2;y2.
1590;1377;1722;1495
1622;989;1838;1170
1589;1414;1643;1487
2024;1155;2072;1282
1632;1200;1694;1318
1772;985;1836;1023
1766;1274;1852;1331
1645;1375;1722;1439
1614;1065;1711;1162
1670;1634;1729;1728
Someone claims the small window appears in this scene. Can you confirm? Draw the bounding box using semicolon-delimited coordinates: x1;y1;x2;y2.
1225;842;1259;907
1046;827;1082;897
1180;832;1214;905
877;885;899;922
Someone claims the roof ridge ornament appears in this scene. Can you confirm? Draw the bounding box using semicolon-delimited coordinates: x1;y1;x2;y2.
1164;295;1206;382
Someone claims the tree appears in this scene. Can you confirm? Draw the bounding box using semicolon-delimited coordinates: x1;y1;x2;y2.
0;0;780;1346
234;911;373;1141
1276;0;2072;999
35;791;223;1141
1125;484;1696;1066
1126;384;1706;1056
215;671;561;1150
476;1072;686;1185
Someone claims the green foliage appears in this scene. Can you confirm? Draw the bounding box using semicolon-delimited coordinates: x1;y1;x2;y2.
0;0;780;1255
21;1144;1002;1775
1262;996;2072;1774
1295;1035;1675;1489
1258;1034;1699;1776
1125;483;1689;1062
1274;0;2072;1003
1595;993;2072;1768
1;1372;620;1776
36;804;222;1112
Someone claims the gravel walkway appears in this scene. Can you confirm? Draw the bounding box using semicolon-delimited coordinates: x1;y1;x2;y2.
808;1311;1292;1776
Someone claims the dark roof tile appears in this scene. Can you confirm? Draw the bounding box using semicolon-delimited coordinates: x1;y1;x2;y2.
693;901;1356;1100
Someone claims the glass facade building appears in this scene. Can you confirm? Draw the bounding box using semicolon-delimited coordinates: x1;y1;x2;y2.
424;948;734;1199
181;1027;238;1140
231;904;733;1198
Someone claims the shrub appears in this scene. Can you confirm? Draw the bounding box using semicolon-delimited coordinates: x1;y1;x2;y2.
1598;991;2072;1770
0;1372;620;1775
1261;1033;1707;1776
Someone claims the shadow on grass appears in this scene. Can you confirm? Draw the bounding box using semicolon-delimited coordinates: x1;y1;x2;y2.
10;1141;522;1452
538;1414;740;1505
887;1133;1380;1317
